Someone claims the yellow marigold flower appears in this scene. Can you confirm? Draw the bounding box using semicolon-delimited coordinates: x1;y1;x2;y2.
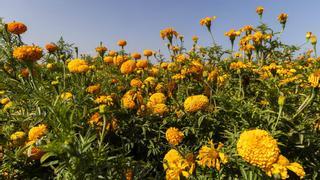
148;92;166;105
306;32;312;41
278;13;288;24
46;63;54;70
192;36;199;42
13;45;43;62
175;54;187;63
60;92;73;100
256;6;264;16
45;43;58;53
165;160;191;180
241;25;253;34
10;131;26;144
165;127;184;146
103;56;113;64
163;149;183;170
28;124;47;141
184;95;209;113
155;83;164;92
122;90;136;109
224;29;241;41
149;67;159;76
136;59;148;69
265;155;305;179
172;74;185;81
160;27;179;43
230;61;249;70
67;59;89;73
310;35;317;45
143;49;153;57
113;55;128;66
151;103;169;116
237;129;280;169
200;16;217;29
197;140;228;171
144;76;156;86
160;62;169;69
3;101;13;111
308;70;320;87
86;84;101;94
7;21;27;35
95;95;113;106
120;60;136;74
0;97;10;105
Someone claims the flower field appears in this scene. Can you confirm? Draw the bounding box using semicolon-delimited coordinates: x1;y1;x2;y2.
1;6;320;179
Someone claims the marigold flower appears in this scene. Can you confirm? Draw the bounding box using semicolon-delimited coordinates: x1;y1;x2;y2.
256;6;264;16
113;55;128;66
10;131;26;145
160;27;179;43
45;43;58;53
13;45;43;62
136;59;148;69
95;95;113;106
147;92;166;107
130;78;143;88
184;95;209;113
108;50;117;57
306;32;312;41
165;127;184;146
163;149;194;180
67;59;89;73
308;70;320;87
120;60;136;74
95;46;107;55
224;29;241;41
310;35;317;45
122;90;136;109
103;56;113;64
7;21;27;35
60;92;73;100
131;52;141;60
278;13;288;24
200;16;217;30
151;103;169;116
0;97;10;105
143;49;153;57
117;40;127;47
28;124;48;141
86;84;101;94
265;155;305;179
237;129;280;169
197;140;228;171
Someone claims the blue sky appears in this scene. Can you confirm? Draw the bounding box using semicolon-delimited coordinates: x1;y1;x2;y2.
0;0;319;56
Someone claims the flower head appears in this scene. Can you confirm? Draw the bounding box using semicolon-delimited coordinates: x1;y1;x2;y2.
7;22;27;35
256;6;264;16
120;60;136;74
45;43;58;53
197;140;228;171
13;45;43;62
237;129;280;169
184;95;209;113
200;16;217;31
28;124;48;141
278;13;288;24
67;59;89;73
117;40;127;47
165;127;184;146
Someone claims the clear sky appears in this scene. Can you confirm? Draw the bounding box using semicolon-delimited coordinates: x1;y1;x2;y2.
0;0;319;56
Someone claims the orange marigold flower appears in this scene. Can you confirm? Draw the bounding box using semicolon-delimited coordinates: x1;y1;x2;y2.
13;45;43;62
131;52;141;60
86;84;101;94
45;43;58;53
28;124;48;141
143;49;153;57
136;59;148;69
117;40;127;47
7;21;27;35
120;60;136;74
104;56;113;64
67;59;89;73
